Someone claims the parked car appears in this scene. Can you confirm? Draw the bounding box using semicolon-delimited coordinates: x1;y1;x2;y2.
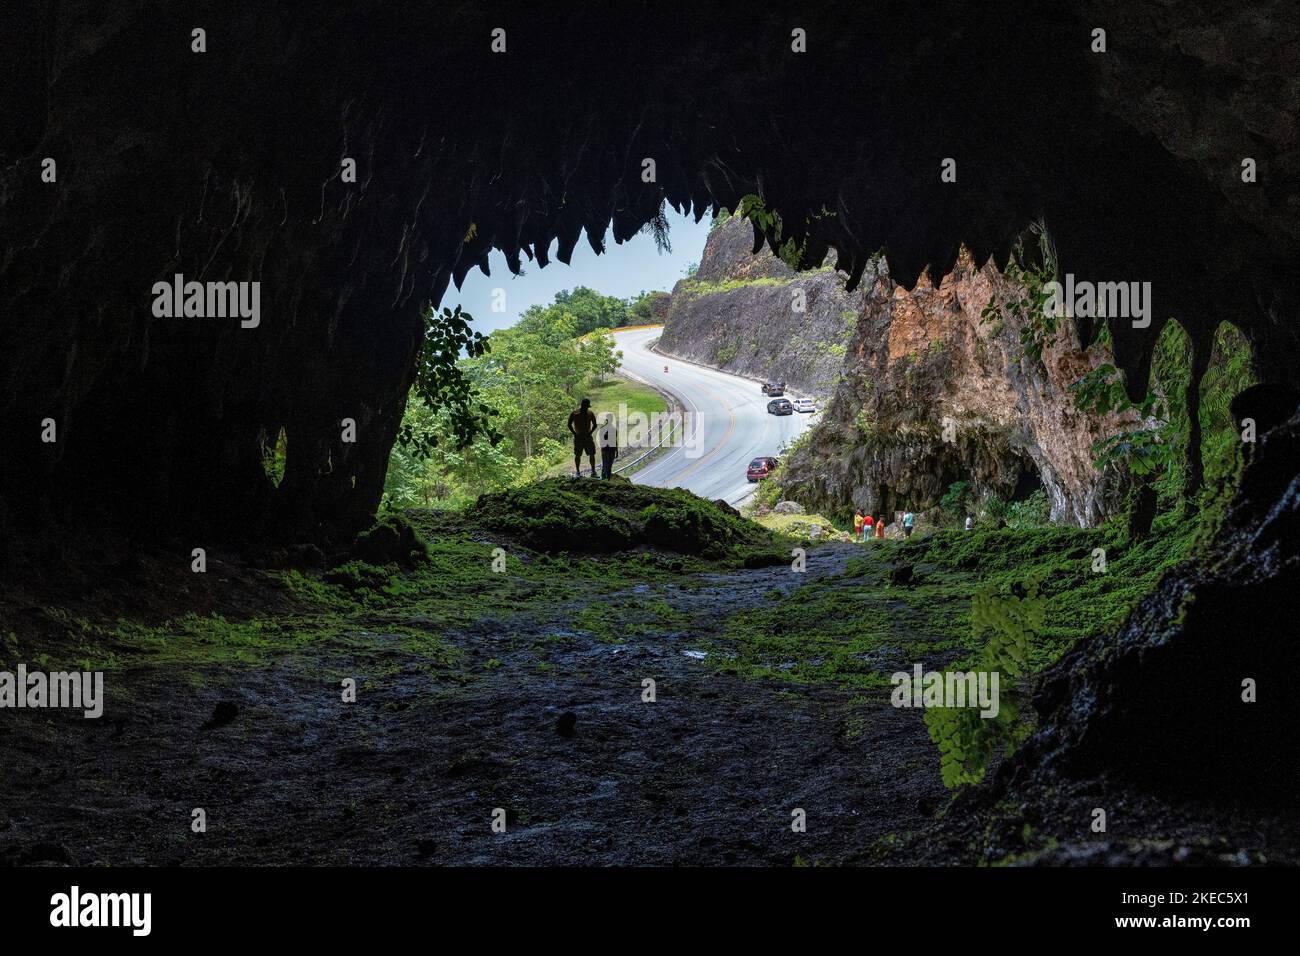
791;397;817;413
761;381;786;396
767;398;793;415
746;456;780;482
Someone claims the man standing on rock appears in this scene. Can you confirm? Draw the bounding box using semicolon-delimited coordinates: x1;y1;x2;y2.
568;398;598;478
597;411;619;479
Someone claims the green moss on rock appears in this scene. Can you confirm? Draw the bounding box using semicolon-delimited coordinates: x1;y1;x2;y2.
470;478;776;559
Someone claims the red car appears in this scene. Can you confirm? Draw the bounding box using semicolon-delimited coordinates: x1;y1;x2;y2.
746;456;780;482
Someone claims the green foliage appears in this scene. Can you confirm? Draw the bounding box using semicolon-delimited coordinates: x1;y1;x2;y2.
388;285;674;507
712;577;900;689
1068;320;1255;494
751;465;786;511
979;221;1060;363
403;304;497;456
1148;321;1256;501
853;410;876;445
732;194;819;271
627;290;669;325
324;560;393;593
386;398;523;508
678;276;786;296
940;480;970;520
1069;362;1174;478
1004;489;1050;528
923;575;1046;788
260;426;287;488
470;478;780;561
517;286;633;339
896;507;1201;672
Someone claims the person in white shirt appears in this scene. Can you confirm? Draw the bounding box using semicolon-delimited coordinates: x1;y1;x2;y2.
597;412;619;479
964;513;974;531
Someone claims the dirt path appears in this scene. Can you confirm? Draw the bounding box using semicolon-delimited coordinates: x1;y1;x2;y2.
2;544;953;866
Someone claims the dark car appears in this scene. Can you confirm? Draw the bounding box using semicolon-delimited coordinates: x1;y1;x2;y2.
746;456;780;482
767;398;793;415
761;381;786;396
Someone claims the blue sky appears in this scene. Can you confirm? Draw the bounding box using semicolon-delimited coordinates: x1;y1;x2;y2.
447;207;713;335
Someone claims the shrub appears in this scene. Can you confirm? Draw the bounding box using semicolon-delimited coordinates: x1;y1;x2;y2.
940;480;970;521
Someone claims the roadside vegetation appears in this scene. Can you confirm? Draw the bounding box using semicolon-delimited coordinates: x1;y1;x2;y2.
379;287;668;509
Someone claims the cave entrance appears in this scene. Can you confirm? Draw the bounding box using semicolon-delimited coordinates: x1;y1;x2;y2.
1009;462;1043;503
383;207;711;509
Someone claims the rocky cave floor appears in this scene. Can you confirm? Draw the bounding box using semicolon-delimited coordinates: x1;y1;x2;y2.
1;540;1294;867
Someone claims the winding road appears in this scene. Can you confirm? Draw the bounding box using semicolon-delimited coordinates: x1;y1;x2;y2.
610;326;814;505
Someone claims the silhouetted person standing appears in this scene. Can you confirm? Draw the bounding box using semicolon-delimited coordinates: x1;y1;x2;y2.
597;411;619;479
568;398;598;477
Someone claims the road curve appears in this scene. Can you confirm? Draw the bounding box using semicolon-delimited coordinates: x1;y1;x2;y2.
610;326;814;505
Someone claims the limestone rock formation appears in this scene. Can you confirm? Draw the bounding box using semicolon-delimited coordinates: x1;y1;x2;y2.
656;216;859;396
779;250;1130;525
658;220;1126;525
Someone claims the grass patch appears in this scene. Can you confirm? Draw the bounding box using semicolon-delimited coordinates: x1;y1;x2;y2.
887;509;1202;670
584;374;668;440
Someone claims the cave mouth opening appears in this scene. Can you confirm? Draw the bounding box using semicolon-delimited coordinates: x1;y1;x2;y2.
1009;462;1043;503
382;208;708;510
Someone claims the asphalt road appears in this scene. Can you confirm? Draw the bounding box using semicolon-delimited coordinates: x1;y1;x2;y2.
610;326;814;505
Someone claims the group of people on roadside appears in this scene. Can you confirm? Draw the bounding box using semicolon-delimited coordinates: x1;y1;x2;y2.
567;398;620;479
853;507;977;539
853;509;915;541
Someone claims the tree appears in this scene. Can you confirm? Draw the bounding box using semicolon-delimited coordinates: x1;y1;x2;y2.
401;304;498;456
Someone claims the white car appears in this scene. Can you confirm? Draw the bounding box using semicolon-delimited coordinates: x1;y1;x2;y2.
791;397;817;413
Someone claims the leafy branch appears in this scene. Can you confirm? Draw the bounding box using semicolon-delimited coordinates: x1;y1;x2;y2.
400;304;499;458
1069;364;1174;477
923;574;1045;788
733;195;836;272
979;221;1061;363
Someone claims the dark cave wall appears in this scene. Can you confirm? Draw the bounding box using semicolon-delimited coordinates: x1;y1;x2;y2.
1;1;1298;549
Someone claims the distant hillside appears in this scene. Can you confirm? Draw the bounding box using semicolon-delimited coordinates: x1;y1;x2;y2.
655;215;860;396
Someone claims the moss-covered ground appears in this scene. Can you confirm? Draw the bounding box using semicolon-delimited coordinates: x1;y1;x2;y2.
0;478;1235;866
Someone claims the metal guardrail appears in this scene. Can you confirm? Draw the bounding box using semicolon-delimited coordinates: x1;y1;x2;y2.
612;421;679;475
610;359;680;475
